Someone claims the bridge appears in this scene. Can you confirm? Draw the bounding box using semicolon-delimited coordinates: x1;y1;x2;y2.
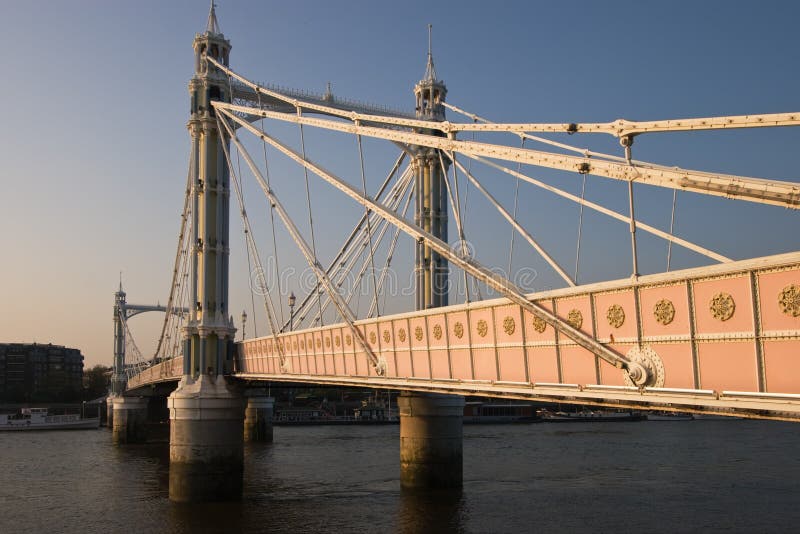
110;4;800;502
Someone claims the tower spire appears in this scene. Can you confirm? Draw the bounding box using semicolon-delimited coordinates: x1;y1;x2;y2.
206;1;222;35
424;24;437;82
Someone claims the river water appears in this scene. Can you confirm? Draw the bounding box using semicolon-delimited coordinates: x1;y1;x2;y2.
1;420;798;533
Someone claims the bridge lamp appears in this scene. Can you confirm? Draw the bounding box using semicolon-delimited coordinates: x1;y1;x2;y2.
288;292;296;331
241;310;247;340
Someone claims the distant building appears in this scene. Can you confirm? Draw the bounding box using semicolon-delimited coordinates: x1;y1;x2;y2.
0;343;84;401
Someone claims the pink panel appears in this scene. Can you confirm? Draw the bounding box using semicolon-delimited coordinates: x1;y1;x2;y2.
384;349;398;378
332;330;344;356
560;346;597;385
313;332;323;355
449;348;472;380
693;276;754;334
427;314;448;348
469;308;495;347
323;331;333;354
409;317;428;349
334;354;344;375
267;357;274;374
763;340;800;394
307;354;317;375
345;353;356;375
447;311;470;346
497;347;526;382
393;320;411;351
598;360;626;386
654;343;695;389
555;296;593;336
528;346;559;383
365;323;380;352
639;284;690;337
411;351;431;379
377;321;394;352
293;355;302;373
472;348;498;381
396;350;413;377
494;305;523;344
697;342;758;391
522;306;557;345
593;290;637;340
298;354;307;374
429;349;451;379
758;269;800;332
358;353;371;376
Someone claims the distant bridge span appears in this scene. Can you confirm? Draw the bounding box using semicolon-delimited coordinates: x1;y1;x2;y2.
128;251;800;421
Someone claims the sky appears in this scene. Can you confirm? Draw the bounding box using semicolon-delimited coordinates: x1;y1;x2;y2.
1;1;799;368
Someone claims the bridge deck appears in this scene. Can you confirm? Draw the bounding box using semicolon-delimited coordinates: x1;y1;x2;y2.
128;252;800;419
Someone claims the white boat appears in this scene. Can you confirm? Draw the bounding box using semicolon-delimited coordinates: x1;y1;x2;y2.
646;412;695;421
1;407;100;431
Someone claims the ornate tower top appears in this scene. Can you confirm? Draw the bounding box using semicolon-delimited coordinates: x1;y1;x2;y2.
206;1;222;35
414;24;446;121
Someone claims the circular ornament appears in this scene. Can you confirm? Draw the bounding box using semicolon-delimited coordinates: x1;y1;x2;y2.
532;316;547;333
414;326;424;341
779;284;800;317
383;330;391;344
453;322;464;339
477;319;489;338
653;299;675;326
316;339;321;349
622;345;666;388
567;309;583;330
503;316;516;336
346;334;352;346
335;336;340;347
398;328;407;343
709;292;735;322
433;324;443;340
325;337;331;348
301;339;305;350
293;341;298;351
607;304;625;328
369;332;377;344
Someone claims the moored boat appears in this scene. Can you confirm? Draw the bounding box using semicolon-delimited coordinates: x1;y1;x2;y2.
1;408;100;430
539;409;644;422
646;412;694;421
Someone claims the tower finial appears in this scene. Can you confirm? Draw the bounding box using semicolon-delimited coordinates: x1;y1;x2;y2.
119;271;123;293
424;24;437;82
206;1;222;35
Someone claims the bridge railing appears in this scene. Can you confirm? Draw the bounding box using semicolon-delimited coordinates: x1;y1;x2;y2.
127;356;183;390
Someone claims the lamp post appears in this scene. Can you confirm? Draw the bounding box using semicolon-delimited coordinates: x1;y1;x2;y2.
288;292;296;331
241;310;247;341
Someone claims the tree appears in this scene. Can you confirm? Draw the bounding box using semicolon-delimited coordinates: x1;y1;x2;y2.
83;365;111;400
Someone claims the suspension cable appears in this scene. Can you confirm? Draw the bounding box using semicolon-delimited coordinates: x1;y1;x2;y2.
217;111;383;372
508;138;524;278
575;172;587;284
298;120;324;325
368;184;415;317
285;153;406;330
451;158;576;286
216;115;286;366
437;151;470;303
667;189;678;271
357;133;381;317
464;154;731;263
237;148;259;338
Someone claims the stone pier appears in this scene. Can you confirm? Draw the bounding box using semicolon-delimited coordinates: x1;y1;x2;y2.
106;395;115;429
398;392;465;489
243;393;274;443
111;396;149;444
168;375;244;502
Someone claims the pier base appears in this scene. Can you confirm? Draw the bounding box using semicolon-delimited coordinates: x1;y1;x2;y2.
398;392;465;489
168;375;243;502
106;396;115;428
111;396;149;444
243;393;274;443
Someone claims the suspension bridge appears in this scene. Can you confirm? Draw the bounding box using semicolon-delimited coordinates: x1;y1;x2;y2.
109;4;800;502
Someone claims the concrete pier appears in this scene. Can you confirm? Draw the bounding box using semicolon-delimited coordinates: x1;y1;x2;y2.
243;394;274;443
106;396;115;429
111;396;149;444
398;392;465;489
168;375;244;502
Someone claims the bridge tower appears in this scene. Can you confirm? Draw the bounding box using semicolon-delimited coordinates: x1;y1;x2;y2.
167;3;244;502
400;27;465;490
111;281;127;395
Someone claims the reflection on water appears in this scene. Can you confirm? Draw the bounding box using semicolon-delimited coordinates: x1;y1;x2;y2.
1;421;799;533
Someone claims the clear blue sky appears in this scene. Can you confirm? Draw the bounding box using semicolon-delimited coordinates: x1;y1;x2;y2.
1;1;798;367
